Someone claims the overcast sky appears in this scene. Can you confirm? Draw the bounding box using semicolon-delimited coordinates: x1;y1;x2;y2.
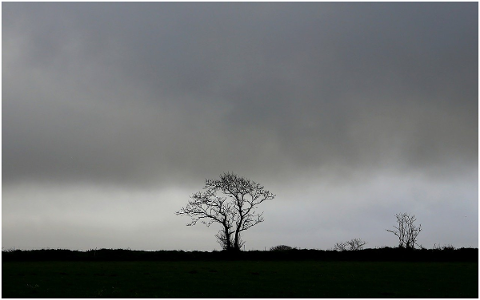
3;2;478;251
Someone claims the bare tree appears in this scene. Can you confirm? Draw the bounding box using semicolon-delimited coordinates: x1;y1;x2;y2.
334;238;367;251
176;172;275;252
333;241;348;252
346;238;367;251
386;213;422;249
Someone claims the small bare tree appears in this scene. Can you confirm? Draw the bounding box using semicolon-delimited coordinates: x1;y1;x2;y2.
334;238;367;251
333;241;348;251
386;213;422;249
347;238;367;251
176;172;275;252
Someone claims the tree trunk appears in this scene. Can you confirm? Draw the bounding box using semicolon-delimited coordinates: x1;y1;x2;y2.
234;228;241;251
225;225;233;251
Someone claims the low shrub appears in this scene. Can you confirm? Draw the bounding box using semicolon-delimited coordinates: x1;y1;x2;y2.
270;245;295;251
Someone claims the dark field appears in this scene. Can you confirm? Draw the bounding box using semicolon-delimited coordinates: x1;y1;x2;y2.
3;260;477;297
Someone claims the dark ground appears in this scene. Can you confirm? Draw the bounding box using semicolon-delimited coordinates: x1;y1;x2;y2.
2;246;478;262
2;248;478;298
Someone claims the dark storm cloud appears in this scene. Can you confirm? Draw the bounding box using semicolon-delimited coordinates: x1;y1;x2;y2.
3;2;477;188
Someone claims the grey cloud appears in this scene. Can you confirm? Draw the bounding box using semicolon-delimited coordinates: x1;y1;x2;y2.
4;3;477;186
4;4;477;185
2;3;477;250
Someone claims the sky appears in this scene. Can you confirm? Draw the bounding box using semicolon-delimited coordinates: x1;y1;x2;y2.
3;2;478;251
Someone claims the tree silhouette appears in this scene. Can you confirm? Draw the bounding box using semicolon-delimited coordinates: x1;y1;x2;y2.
270;245;295;251
334;238;367;251
176;172;275;252
386;213;422;249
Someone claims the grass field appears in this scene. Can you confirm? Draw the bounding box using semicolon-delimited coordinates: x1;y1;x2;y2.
3;260;477;297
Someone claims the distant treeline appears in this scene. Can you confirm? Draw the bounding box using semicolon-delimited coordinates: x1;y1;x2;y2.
2;247;477;262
